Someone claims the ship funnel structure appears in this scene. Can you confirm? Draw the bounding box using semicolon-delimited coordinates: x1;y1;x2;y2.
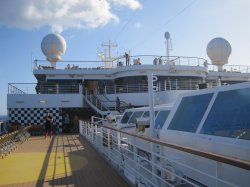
41;33;67;68
206;37;231;71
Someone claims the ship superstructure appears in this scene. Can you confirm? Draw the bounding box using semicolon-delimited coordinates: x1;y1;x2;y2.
7;33;250;133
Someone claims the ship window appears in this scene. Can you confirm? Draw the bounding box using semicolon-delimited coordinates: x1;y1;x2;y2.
128;111;144;124
142;111;158;118
155;110;170;129
201;88;250;140
142;111;149;117
168;93;213;132
121;112;133;123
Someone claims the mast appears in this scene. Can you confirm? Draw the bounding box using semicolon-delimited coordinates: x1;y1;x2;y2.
100;40;118;68
101;40;117;60
164;32;172;63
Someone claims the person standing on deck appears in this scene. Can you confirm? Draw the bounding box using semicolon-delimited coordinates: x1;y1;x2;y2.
44;113;53;139
125;52;129;66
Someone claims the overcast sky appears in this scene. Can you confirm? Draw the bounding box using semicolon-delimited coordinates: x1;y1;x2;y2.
1;0;250;115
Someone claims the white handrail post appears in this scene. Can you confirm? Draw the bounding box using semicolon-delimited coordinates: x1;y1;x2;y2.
85;122;88;138
94;124;98;147
117;131;123;169
100;127;103;151
107;129;111;160
79;120;82;135
91;123;94;144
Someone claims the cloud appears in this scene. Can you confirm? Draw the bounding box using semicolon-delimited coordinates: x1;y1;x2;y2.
0;0;142;33
110;0;142;10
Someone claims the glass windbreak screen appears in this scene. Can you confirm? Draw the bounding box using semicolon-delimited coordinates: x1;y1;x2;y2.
128;111;144;124
121;112;133;123
155;111;159;117
155;110;170;129
201;88;250;140
168;93;213;132
142;111;149;117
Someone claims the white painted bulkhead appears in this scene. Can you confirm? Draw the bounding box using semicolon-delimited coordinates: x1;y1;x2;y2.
7;94;84;109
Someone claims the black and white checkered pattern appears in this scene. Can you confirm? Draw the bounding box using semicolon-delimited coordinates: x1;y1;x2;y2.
8;108;63;132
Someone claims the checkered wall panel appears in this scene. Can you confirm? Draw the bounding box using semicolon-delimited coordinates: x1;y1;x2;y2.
8;108;63;132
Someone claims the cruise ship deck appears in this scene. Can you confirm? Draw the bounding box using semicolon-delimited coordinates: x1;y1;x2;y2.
0;134;130;187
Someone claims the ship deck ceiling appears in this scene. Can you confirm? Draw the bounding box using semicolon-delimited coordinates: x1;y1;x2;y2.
0;134;130;187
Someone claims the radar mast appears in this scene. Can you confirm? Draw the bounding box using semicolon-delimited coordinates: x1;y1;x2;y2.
98;40;118;68
164;32;173;63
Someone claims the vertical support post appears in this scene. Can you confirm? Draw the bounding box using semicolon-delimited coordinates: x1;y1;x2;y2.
216;161;222;187
85;122;88;138
148;73;158;186
100;127;103;151
95;125;98;148
91;123;94;144
117;132;123;169
107;129;111;160
148;73;155;138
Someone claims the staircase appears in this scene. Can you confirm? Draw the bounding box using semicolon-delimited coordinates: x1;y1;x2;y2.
83;89;129;116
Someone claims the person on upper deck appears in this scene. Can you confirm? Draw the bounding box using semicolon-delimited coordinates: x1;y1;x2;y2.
124;52;129;66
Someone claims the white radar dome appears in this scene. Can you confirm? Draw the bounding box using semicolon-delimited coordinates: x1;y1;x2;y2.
165;32;170;39
41;33;66;67
206;37;232;71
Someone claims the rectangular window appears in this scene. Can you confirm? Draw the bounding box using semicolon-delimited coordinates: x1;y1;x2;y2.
142;111;149;118
128;111;144;124
168;93;213;132
155;110;170;129
121;112;133;123
201;88;250;140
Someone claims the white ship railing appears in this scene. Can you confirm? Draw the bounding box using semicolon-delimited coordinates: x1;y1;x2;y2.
9;80;211;95
33;56;250;73
79;119;250;187
84;89;129;114
32;56;207;70
100;80;202;94
8;83;82;94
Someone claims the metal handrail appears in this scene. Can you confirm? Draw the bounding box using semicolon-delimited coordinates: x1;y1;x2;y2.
80;121;249;187
100;124;250;171
33;56;250;73
8;83;82;94
7;80;220;95
33;55;208;70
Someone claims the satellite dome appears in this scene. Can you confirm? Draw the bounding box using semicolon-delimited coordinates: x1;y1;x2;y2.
165;32;170;39
41;33;66;67
206;37;232;71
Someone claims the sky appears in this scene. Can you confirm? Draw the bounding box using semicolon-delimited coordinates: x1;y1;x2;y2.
1;0;250;115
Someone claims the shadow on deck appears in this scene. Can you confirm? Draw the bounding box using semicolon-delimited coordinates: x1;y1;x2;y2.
0;134;130;187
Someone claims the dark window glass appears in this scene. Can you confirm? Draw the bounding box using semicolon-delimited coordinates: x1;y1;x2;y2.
121;112;133;123
155;110;170;129
168;93;213;132
155;111;159;117
143;111;149;117
201;88;250;140
128;111;143;124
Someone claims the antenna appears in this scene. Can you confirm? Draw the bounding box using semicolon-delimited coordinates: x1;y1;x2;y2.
101;40;117;59
98;40;118;68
